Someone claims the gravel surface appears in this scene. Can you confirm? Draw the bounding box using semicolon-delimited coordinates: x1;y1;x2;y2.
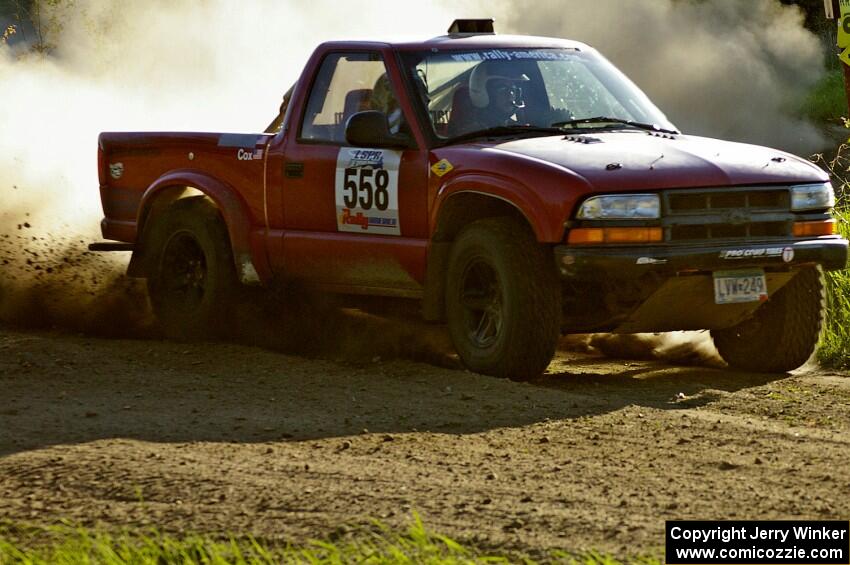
0;327;848;558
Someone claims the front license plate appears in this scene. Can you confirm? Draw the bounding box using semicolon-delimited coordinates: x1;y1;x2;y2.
713;269;768;304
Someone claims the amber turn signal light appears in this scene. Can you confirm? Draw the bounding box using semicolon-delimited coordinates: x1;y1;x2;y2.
567;227;663;244
793;220;837;237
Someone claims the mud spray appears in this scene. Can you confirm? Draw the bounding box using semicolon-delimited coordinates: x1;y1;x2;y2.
0;0;462;343
0;0;826;366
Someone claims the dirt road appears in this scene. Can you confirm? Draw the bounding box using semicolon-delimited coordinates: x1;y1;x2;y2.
1;324;848;559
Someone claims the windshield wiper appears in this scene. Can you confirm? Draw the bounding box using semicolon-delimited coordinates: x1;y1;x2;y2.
444;125;563;145
552;116;679;135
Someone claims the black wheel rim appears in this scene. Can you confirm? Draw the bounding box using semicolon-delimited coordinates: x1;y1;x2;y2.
459;258;503;348
160;231;207;309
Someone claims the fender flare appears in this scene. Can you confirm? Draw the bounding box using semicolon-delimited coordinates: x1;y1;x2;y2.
422;174;557;321
133;169;264;284
431;173;559;242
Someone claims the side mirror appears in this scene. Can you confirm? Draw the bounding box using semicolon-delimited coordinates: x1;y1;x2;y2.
345;111;411;148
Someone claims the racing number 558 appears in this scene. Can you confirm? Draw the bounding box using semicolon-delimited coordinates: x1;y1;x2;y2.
343;167;390;210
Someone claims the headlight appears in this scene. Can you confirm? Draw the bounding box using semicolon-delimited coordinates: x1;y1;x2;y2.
576;194;660;220
791;183;834;211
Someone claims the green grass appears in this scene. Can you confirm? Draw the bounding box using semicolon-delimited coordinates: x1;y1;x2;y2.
801;69;850;370
817;207;850;368
0;518;661;565
805;140;850;368
802;68;848;123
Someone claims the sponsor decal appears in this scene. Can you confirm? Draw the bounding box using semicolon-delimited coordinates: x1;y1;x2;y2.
719;247;786;260
346;149;384;169
335;148;401;236
237;148;263;161
431;158;454;177
339;209;399;230
109;162;124;179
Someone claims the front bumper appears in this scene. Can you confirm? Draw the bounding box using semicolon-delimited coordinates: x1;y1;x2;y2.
554;236;848;280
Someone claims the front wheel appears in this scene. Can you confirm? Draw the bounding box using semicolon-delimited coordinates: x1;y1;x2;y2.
711;266;825;373
146;197;238;339
445;218;561;380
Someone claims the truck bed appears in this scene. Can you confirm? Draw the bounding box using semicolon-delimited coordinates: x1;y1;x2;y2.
98;131;272;242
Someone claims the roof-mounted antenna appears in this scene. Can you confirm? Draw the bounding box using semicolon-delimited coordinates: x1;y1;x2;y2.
448;19;495;35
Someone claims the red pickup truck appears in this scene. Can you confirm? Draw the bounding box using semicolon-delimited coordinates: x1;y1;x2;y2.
94;20;847;379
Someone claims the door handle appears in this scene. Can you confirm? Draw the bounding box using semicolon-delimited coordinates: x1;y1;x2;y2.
285;162;304;179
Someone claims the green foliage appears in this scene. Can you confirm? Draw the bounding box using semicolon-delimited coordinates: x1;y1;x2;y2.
778;0;837;37
1;24;15;43
808;148;850;367
0;519;662;565
0;0;74;53
818;206;850;367
801;68;848;123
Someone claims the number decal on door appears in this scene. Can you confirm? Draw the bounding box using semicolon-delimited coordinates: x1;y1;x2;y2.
342;168;390;211
335;148;401;235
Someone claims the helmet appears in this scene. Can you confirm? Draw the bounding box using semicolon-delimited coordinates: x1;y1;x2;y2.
468;61;529;109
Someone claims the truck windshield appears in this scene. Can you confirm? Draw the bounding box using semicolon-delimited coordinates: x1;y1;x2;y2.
401;48;676;141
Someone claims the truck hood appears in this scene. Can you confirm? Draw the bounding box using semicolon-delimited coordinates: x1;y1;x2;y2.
473;131;827;191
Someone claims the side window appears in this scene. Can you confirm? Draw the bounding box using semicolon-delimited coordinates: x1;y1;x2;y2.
300;52;403;143
412;61;478;138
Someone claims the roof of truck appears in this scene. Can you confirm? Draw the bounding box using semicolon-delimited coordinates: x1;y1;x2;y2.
316;34;591;52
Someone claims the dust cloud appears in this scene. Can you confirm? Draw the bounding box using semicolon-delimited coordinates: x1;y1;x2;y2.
573;332;726;368
0;0;464;340
498;0;828;154
0;0;828;368
0;0;461;223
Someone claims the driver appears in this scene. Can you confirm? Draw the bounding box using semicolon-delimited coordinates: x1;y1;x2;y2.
468;61;530;130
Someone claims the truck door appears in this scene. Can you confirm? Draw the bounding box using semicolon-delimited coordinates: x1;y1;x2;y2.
269;50;429;294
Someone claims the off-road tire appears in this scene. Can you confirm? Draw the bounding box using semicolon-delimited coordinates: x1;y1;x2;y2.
711;266;825;373
146;196;237;340
445;218;561;380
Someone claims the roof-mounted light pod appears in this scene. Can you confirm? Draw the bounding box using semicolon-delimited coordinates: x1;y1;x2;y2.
448;19;495;34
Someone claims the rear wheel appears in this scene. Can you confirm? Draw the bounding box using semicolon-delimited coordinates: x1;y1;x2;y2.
711;267;824;373
445;218;561;380
146;197;237;339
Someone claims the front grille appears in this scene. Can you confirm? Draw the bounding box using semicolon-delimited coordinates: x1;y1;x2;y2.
668;189;788;213
669;221;788;241
663;187;793;243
